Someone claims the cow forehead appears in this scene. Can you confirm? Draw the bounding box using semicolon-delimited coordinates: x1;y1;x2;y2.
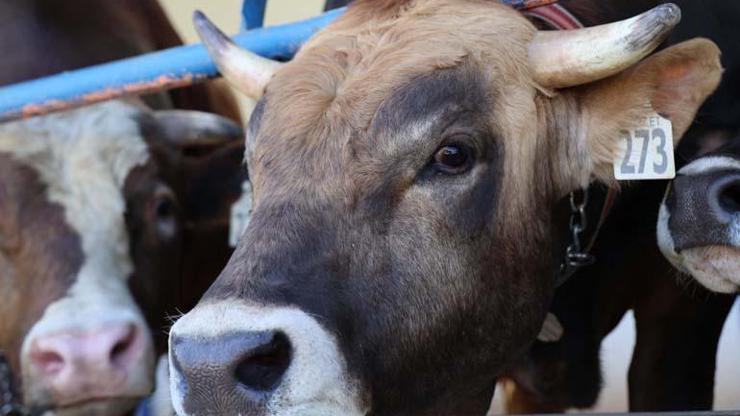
0;101;150;243
269;0;535;131
0;100;149;173
0;101;150;313
250;0;537;195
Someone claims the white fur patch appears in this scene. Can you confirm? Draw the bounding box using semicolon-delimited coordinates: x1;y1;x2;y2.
730;220;740;247
678;156;740;176
0;101;154;405
656;204;684;272
169;301;366;416
680;246;740;293
151;356;176;416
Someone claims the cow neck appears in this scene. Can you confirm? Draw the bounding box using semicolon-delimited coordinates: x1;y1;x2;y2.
524;4;618;285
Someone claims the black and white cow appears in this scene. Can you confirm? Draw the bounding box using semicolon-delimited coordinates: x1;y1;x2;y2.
657;0;740;293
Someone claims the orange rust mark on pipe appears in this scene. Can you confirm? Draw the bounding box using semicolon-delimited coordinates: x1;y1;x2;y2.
16;73;208;120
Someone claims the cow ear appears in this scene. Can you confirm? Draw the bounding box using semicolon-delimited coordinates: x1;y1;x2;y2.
578;38;722;182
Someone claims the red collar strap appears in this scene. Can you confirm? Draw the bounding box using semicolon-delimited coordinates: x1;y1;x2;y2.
524;3;584;30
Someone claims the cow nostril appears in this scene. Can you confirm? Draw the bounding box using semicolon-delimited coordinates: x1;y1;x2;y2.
234;332;291;392
109;324;137;367
719;181;740;214
33;350;65;374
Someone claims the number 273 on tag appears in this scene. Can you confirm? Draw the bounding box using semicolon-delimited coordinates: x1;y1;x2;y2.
613;114;676;180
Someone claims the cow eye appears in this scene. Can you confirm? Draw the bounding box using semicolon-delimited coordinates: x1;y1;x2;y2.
432;143;473;174
155;198;174;219
150;187;178;240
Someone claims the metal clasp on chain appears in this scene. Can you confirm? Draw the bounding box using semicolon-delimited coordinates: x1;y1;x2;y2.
558;189;596;285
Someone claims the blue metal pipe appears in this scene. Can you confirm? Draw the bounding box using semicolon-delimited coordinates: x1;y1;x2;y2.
0;7;345;122
241;0;268;31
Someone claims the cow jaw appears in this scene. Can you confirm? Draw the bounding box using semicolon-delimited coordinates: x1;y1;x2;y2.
50;398;142;416
0;101;155;412
169;301;366;416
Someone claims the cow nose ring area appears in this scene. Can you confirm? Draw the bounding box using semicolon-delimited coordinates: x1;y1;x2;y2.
234;332;292;392
716;176;740;216
170;330;292;400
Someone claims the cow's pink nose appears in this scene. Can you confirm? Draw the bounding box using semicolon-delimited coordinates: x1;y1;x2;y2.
28;322;145;405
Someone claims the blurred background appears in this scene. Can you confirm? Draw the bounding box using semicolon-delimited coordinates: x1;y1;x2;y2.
159;0;325;119
160;0;324;42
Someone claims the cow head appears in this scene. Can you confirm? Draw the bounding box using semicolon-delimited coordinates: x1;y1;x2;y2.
169;1;721;415
0;100;244;415
658;138;740;293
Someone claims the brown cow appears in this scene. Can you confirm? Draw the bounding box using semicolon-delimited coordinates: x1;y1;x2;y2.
0;0;245;414
168;1;721;415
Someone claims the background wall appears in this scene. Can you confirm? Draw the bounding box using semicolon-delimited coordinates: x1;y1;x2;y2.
158;0;325;117
159;0;325;44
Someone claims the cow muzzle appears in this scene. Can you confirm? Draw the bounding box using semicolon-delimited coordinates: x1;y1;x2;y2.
168;301;366;416
21;317;154;416
658;156;740;293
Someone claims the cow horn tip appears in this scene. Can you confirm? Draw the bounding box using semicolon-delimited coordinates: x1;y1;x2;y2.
193;10;232;54
654;3;681;27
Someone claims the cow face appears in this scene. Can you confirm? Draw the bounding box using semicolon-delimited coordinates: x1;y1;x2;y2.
169;1;721;415
0;100;243;416
658;139;740;292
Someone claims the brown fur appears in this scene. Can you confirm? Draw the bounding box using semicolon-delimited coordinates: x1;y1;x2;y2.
254;1;541;219
250;0;722;227
0;157;84;376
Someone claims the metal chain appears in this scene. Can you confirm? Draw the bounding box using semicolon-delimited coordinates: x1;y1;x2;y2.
557;189;596;285
0;351;29;416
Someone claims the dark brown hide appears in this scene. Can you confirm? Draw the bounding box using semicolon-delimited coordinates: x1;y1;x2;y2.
0;156;83;378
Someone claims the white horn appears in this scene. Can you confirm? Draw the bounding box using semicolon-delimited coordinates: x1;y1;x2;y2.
529;3;681;88
153;110;244;146
193;10;283;99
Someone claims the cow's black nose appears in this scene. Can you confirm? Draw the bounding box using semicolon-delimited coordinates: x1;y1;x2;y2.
170;330;292;410
234;331;291;391
712;174;740;219
668;171;740;251
706;173;740;224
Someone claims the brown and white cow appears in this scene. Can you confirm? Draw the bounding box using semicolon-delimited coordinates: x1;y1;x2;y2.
168;1;721;415
0;1;246;414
